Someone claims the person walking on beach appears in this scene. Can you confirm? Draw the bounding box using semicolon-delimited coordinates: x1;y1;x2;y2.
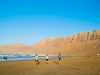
45;54;49;64
3;56;8;61
58;53;62;64
35;54;40;64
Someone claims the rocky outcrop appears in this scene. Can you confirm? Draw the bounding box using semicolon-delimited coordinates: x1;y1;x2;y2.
0;30;100;56
32;30;100;56
70;30;100;42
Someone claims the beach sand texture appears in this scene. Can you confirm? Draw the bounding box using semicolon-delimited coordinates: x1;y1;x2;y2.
0;57;100;75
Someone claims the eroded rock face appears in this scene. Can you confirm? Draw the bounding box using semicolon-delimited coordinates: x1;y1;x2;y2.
31;30;100;55
0;30;100;56
70;30;100;42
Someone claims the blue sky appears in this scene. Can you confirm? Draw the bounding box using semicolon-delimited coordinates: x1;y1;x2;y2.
0;0;100;45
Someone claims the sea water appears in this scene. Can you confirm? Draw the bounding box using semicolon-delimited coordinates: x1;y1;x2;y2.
0;54;56;62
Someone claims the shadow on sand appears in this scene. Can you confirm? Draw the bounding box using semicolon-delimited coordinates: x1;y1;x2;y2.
54;62;59;64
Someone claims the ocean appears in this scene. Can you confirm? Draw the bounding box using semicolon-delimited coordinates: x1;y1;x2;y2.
0;54;56;62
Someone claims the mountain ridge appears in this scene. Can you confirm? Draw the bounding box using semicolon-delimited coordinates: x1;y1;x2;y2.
0;30;100;56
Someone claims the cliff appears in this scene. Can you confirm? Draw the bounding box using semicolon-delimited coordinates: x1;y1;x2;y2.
0;30;100;56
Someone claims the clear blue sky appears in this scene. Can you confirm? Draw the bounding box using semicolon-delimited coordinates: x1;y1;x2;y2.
0;0;100;45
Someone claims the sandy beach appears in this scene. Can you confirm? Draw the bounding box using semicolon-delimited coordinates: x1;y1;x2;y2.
0;57;100;75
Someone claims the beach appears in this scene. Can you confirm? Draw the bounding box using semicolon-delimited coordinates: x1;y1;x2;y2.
0;57;100;75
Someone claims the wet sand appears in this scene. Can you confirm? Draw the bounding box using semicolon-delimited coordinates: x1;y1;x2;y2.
0;57;100;75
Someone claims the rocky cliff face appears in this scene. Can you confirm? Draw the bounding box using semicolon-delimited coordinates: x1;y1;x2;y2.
32;30;100;56
0;30;100;56
70;30;100;42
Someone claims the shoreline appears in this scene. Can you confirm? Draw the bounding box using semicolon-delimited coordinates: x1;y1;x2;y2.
0;56;99;62
0;57;100;75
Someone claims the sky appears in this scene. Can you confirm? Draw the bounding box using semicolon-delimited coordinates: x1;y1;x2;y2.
0;0;100;45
